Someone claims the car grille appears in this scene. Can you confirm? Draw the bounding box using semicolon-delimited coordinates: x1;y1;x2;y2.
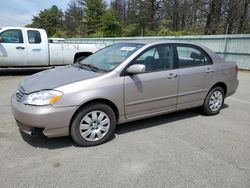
16;89;24;102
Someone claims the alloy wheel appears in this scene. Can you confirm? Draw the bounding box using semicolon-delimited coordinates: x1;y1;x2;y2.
79;110;110;141
209;90;223;112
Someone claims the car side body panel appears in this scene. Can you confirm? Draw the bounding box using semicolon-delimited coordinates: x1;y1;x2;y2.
124;69;178;119
177;65;214;109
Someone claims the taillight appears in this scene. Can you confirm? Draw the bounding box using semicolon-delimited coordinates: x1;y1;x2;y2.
235;65;239;72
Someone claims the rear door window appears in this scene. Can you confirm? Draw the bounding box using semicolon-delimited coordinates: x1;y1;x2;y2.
27;30;41;44
176;45;212;68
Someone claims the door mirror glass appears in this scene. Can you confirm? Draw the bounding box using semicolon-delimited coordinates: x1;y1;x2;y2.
126;64;146;74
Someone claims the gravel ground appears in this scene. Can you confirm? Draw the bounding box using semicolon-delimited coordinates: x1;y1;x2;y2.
0;69;250;188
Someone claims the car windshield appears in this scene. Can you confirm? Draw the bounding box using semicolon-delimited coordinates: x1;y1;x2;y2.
79;43;144;72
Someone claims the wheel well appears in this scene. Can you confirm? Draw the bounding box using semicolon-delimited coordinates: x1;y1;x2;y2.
69;99;119;134
211;82;227;95
74;52;92;63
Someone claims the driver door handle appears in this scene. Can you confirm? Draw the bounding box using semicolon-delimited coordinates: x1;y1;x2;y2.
205;68;214;73
16;46;25;50
168;73;178;79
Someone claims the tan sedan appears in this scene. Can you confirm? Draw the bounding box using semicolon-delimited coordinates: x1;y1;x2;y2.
11;41;239;146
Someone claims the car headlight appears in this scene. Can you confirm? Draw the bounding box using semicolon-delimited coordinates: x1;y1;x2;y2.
22;90;63;106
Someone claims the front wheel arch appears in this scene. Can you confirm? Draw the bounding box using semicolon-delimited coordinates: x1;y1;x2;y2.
69;99;119;135
70;103;116;146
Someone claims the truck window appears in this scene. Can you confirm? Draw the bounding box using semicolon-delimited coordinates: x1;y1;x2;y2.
27;30;41;44
0;29;23;43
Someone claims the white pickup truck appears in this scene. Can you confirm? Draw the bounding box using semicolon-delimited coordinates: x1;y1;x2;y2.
0;27;106;67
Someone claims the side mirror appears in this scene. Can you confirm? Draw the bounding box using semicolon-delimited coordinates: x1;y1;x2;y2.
126;64;146;75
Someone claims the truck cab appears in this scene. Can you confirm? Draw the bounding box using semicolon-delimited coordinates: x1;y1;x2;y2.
0;27;106;67
0;27;49;67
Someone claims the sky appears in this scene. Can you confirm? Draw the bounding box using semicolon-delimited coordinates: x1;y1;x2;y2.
0;0;71;27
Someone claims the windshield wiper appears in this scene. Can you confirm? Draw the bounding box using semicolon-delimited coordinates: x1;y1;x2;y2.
80;63;107;72
73;62;107;72
72;63;87;69
73;63;94;71
76;63;93;71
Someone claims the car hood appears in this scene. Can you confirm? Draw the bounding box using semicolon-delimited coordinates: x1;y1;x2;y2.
19;65;103;93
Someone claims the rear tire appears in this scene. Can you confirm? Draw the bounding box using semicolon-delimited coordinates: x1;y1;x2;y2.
71;103;116;146
202;87;225;116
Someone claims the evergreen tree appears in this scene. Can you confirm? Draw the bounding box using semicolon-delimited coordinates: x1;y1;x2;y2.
84;0;106;36
27;5;63;37
101;10;122;37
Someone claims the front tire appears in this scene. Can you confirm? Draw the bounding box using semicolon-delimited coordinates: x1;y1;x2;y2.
202;87;225;115
71;103;116;146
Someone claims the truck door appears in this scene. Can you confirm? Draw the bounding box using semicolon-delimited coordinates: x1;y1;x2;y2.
26;29;49;66
0;29;28;66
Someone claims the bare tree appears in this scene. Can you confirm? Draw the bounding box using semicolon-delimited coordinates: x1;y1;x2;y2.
238;0;249;33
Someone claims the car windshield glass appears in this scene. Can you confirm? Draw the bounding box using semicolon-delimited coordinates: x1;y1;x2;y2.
79;43;144;72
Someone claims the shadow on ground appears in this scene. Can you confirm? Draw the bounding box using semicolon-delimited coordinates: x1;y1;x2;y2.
116;103;228;134
20;96;229;149
20;130;76;149
116;108;200;135
0;68;52;76
20;107;207;149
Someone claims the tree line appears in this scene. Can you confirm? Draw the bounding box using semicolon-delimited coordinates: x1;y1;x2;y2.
27;0;250;37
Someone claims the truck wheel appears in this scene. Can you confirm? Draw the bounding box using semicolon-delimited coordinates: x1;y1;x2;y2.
202;87;225;115
71;103;116;146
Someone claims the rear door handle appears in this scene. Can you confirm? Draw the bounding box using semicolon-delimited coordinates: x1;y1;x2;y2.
205;68;214;73
16;46;25;50
168;73;178;79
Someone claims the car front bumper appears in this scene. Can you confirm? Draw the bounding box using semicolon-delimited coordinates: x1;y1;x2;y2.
11;94;77;138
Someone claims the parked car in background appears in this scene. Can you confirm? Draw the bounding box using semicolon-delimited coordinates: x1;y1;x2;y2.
11;41;239;146
0;27;105;67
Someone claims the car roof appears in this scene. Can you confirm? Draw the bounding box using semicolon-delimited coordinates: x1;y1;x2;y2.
115;40;223;64
120;40;214;53
119;40;202;46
